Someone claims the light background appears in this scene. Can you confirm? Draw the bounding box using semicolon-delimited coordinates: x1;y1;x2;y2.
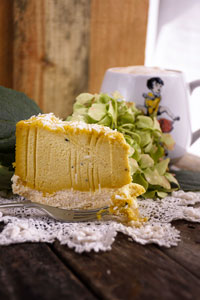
145;0;200;156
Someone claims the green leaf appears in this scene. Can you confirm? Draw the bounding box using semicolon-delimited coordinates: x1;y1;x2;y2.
150;144;165;163
152;129;162;139
131;147;141;161
139;154;154;169
88;103;107;121
67;114;86;122
144;140;153;153
72;103;88;117
129;158;139;175
129;146;135;157
157;191;168;198
132;172;148;191
118;111;135;124
99;94;111;104
143;190;168;199
143;190;156;199
136;116;154;129
137;131;151;147
124;135;134;146
108;98;118;128
108;101;115;117
155;158;170;175
144;168;171;189
97;115;112;127
76;93;94;105
131;142;141;161
153;117;161;131
84;114;98;124
165;172;180;187
120;127;141;144
161;133;175;150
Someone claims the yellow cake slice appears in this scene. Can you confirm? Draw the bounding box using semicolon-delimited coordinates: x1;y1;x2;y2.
12;113;145;219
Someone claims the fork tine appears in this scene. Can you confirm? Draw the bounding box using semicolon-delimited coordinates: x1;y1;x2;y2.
73;215;97;221
73;211;109;221
73;212;102;217
77;206;109;213
74;210;109;218
73;207;109;215
0;201;110;222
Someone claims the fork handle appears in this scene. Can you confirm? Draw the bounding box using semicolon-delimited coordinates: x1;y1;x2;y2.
0;201;32;208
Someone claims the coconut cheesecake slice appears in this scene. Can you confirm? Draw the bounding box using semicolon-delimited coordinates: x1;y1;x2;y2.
12;113;144;215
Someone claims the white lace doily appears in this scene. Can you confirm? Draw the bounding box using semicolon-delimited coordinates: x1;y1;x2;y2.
0;190;199;253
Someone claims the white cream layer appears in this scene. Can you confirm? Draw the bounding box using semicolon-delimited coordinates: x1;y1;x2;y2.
12;175;116;209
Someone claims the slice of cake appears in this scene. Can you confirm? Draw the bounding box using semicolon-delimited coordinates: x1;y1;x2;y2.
12;113;144;219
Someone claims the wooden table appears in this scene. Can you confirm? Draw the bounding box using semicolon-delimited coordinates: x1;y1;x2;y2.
0;154;199;300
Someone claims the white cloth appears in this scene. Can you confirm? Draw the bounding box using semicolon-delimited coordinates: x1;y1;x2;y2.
0;190;199;253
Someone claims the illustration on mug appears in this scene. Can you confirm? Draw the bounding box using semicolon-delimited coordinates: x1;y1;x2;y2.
141;77;180;133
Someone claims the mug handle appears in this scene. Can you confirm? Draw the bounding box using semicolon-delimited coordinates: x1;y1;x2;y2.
188;80;200;145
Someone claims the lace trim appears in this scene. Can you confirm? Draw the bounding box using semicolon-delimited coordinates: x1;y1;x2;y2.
0;190;199;253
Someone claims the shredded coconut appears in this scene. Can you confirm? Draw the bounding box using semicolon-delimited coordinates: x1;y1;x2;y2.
115;195;123;200
0;190;199;252
21;113;123;141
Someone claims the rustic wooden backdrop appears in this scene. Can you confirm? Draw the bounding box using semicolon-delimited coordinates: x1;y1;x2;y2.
0;0;148;118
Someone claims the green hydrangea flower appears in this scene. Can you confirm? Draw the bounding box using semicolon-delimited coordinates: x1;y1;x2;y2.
67;93;179;198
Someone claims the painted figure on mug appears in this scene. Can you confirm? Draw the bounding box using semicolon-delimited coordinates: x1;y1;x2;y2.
141;77;180;133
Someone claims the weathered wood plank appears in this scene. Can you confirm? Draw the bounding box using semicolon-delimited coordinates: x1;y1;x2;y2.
13;0;43;109
52;232;200;300
161;220;200;279
13;0;90;118
0;243;96;300
0;0;13;88
89;0;149;93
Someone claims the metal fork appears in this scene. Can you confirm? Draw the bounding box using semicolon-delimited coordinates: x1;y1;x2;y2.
0;200;109;222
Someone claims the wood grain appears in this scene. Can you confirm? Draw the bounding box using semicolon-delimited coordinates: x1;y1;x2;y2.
13;0;46;110
0;170;199;299
13;0;90;118
89;0;149;93
0;0;13;88
0;243;96;300
52;232;200;300
13;0;148;116
163;220;200;279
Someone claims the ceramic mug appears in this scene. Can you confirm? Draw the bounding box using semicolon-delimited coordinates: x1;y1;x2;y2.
100;66;200;159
